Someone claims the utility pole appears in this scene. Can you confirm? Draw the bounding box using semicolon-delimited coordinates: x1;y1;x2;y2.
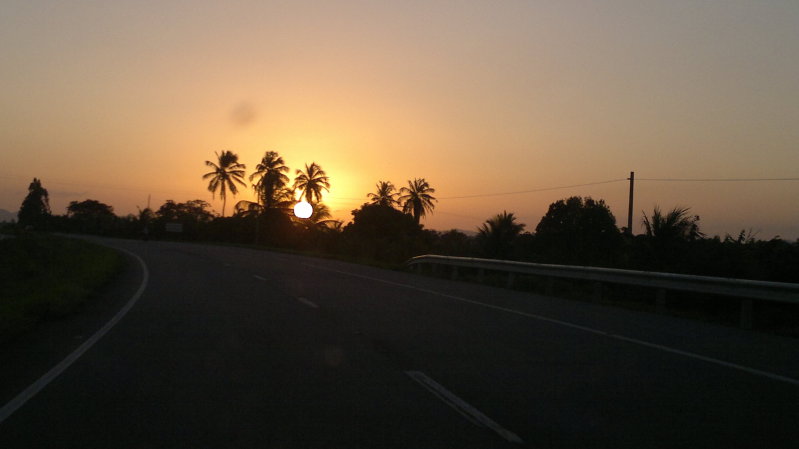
627;171;634;235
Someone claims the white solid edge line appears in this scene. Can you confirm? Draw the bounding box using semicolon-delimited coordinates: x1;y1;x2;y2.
303;263;799;387
405;371;523;444
0;247;150;425
253;275;266;281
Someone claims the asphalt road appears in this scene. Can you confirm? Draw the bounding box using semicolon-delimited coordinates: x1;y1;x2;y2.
2;237;799;448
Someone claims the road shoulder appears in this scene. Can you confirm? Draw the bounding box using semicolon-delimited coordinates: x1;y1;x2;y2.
0;248;145;408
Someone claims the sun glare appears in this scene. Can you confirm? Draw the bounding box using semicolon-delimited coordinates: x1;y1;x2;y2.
294;201;313;219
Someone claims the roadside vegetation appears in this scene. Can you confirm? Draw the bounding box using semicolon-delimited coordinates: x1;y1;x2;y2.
9;152;798;283
6;152;798;334
0;234;123;342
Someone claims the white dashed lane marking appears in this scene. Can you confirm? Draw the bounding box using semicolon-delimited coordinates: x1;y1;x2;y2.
406;371;523;444
302;263;799;387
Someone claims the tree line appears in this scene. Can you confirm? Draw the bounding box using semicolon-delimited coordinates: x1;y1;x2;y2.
9;166;799;283
200;150;437;223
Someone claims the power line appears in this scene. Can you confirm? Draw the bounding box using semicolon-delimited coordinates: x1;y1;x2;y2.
638;177;799;182
0;175;201;197
325;175;799;203
435;210;485;221
439;179;627;200
6;173;795;208
325;196;366;202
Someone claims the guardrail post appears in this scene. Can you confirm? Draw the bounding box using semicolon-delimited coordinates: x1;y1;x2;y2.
592;282;602;301
477;268;485;283
656;289;666;313
740;299;753;329
404;255;799;320
507;272;515;288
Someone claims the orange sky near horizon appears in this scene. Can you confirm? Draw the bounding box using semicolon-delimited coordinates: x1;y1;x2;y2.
2;1;798;239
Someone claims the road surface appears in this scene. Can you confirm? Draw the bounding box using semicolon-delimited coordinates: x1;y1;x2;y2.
2;237;798;448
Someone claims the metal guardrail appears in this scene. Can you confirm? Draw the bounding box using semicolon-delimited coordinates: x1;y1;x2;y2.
406;255;799;328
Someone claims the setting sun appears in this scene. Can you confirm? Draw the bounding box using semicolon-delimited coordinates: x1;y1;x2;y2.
2;4;798;447
0;2;797;239
293;201;313;219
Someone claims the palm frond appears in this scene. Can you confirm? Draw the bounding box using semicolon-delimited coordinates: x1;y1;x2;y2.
294;162;330;203
202;150;247;216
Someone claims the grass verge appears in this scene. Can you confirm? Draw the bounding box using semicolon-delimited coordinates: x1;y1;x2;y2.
0;233;123;343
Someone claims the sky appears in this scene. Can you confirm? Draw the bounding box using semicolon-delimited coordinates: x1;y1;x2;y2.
2;0;798;239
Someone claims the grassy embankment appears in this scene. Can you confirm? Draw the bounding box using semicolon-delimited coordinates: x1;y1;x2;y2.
0;234;123;342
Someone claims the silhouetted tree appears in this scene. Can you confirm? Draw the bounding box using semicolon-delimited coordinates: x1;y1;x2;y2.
642;206;704;242
67;200;114;218
156;200;214;223
434;230;475;257
203;150;246;217
367;181;398;208
18;178;51;230
271;186;297;212
237;187;296;216
638;206;705;271
724;228;758;245
293;202;343;252
137;207;155;238
343;203;423;263
294;162;330;203
478;211;525;259
250;151;290;209
154;199;214;239
344;204;419;239
66;199;116;234
233;200;263;218
399;178;437;224
257;208;296;247
303;202;340;230
535;196;621;265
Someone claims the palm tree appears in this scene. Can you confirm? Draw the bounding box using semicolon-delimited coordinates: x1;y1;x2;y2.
641;206;704;242
478;211;525;259
641;206;704;271
399;178;437;224
202;150;246;217
298;202;341;230
272;186;298;212
250;151;290;209
233;200;262;218
294;162;330;203
366;181;398;207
